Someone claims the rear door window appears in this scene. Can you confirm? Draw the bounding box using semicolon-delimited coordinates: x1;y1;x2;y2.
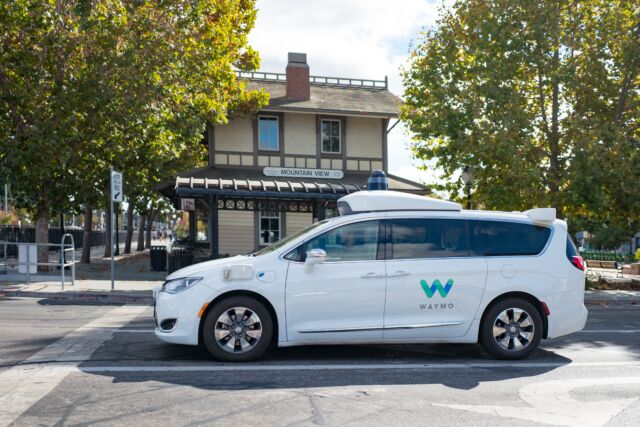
388;218;469;259
469;220;551;256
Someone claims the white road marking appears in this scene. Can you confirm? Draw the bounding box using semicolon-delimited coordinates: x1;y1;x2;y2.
100;328;640;334
433;377;640;427
6;360;638;373
0;305;147;427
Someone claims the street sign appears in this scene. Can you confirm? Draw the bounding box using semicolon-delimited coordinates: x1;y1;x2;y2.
109;167;123;292
263;167;344;179
111;170;123;203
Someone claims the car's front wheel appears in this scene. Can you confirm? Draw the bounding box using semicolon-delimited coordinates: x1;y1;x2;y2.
480;298;542;360
202;296;273;362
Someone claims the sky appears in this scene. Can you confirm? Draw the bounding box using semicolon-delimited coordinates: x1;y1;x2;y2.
248;0;451;187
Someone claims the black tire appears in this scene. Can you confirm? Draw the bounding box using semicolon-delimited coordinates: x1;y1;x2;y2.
480;298;543;360
202;296;273;362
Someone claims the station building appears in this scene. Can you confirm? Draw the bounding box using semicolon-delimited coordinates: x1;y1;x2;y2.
158;52;429;260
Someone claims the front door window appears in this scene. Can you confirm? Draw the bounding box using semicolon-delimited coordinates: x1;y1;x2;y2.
306;220;381;262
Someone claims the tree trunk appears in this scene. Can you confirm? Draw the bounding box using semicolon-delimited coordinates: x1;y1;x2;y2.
124;203;134;254
548;49;562;217
136;214;146;251
145;210;155;249
81;205;92;263
35;202;50;272
104;205;112;258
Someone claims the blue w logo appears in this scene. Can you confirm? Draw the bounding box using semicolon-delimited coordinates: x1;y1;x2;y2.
419;279;454;298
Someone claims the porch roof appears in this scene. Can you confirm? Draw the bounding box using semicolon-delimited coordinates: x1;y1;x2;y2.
158;167;429;201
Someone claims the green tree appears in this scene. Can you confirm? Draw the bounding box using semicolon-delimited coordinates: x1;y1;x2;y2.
402;0;639;246
0;1;267;265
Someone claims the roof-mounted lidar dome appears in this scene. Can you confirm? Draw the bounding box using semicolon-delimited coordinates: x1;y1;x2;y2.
337;190;461;215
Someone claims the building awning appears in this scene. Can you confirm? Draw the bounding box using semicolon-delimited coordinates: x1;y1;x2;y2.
158;167;429;202
175;176;361;200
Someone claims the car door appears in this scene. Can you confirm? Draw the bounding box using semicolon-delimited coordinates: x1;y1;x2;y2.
285;219;386;342
383;217;487;339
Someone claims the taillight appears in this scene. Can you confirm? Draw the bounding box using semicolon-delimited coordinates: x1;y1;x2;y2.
571;255;585;271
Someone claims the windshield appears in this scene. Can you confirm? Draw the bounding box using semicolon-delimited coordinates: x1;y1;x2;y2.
253;220;329;256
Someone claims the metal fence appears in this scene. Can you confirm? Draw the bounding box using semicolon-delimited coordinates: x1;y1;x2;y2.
580;250;636;263
0;226;116;257
0;233;76;289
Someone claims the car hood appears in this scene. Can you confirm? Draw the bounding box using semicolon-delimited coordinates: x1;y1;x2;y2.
165;255;251;280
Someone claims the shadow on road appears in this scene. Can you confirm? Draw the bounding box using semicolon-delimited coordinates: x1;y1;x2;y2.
81;336;572;391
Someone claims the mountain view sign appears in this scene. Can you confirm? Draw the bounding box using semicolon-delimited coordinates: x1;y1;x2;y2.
263;167;344;180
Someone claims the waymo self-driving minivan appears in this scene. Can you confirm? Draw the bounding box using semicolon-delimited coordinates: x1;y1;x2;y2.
154;190;587;361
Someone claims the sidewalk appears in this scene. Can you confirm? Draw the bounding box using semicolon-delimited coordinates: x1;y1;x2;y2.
0;244;167;304
584;290;639;306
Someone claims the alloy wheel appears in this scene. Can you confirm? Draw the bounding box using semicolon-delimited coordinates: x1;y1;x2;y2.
492;308;535;351
214;307;263;353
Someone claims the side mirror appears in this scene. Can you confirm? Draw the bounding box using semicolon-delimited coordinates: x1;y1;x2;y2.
305;248;326;265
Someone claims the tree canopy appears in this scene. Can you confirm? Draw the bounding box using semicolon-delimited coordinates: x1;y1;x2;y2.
402;0;639;247
0;0;267;257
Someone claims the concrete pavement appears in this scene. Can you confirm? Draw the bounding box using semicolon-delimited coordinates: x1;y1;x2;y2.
0;298;638;426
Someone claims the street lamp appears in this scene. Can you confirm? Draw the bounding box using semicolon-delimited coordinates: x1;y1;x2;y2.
461;166;474;210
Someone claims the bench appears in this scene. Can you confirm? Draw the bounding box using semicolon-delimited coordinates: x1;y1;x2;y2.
586;260;620;270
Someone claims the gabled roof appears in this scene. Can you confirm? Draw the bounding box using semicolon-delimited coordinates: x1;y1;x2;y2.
245;80;400;117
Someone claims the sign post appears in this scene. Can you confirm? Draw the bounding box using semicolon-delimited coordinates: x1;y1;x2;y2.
110;168;123;291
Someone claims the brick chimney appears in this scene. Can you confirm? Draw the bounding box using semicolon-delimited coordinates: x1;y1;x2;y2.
285;52;310;101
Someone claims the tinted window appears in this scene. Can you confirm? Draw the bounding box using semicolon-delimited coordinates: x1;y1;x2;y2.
306;220;380;262
566;236;579;260
389;219;468;259
469;220;551;256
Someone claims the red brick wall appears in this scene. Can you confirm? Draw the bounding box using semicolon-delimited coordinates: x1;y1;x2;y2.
286;63;310;101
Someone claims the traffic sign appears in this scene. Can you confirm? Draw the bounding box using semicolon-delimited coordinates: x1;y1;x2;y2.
111;170;123;203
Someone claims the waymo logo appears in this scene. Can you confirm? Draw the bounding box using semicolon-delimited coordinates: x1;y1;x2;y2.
420;279;454;298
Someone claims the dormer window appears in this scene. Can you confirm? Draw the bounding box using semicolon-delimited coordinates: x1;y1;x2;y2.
321;119;341;154
258;116;279;151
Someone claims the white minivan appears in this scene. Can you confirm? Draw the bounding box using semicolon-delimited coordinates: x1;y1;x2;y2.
155;191;587;361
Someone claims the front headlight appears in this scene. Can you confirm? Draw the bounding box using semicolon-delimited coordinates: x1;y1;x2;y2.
161;277;203;294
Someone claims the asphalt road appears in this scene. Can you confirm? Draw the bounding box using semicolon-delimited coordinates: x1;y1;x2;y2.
0;297;639;427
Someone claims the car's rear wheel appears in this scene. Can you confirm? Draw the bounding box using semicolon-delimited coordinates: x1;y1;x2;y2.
202;296;273;362
480;298;542;360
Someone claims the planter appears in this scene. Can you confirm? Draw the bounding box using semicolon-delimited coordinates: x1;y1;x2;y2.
622;263;640;276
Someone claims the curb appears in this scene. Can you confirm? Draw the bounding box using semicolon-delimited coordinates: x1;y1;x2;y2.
585;299;638;307
1;289;636;307
0;289;153;304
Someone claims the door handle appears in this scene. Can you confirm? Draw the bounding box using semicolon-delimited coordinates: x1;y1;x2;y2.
361;272;385;279
387;270;410;278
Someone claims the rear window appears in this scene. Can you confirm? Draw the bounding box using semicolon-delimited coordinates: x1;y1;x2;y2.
469;220;551;256
566;236;579;259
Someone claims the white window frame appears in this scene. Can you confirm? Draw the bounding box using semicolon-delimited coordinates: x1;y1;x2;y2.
320;119;341;154
258;211;282;246
258;115;280;151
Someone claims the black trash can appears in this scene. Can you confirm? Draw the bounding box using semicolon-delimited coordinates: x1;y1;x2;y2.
167;248;194;274
150;245;167;272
